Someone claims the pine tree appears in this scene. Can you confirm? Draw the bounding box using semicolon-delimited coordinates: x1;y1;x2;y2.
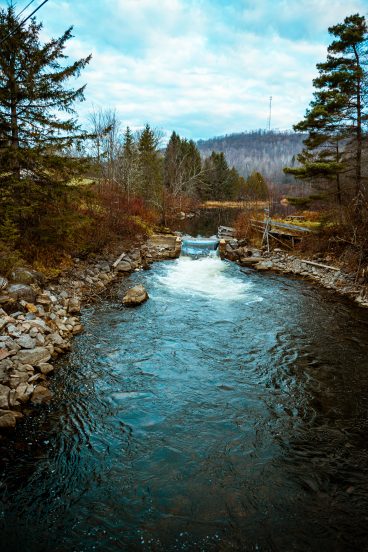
200;151;241;200
121;126;140;198
243;171;269;201
138;124;163;203
0;5;91;241
284;14;367;209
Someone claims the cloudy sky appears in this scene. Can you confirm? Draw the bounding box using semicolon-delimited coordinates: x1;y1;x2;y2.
3;0;368;140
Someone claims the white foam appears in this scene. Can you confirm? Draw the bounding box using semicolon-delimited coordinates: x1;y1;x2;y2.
157;256;259;301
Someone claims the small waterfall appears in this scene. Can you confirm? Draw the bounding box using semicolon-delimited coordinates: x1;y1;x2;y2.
181;236;219;257
157;235;259;301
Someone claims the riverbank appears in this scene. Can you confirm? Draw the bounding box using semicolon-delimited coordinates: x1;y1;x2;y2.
2;230;367;430
220;239;368;308
0;235;181;429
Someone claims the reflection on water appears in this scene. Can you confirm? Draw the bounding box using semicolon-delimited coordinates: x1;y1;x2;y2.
1;258;368;551
175;207;242;236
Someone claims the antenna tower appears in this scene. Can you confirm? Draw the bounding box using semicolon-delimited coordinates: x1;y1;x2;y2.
268;96;272;131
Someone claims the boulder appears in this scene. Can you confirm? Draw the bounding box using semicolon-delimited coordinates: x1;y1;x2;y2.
38;363;54;375
11;267;44;286
0;411;16;429
15;347;51;366
255;260;274;271
31;385;53;404
116;260;133;273
16;335;36;349
7;284;36;303
15;382;34;403
68;297;81;314
122;285;149;307
0;276;8;290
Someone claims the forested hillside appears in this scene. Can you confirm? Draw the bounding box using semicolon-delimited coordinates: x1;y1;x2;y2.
197;130;306;183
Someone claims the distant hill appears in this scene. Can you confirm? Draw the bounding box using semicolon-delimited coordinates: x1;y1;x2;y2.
197;130;306;184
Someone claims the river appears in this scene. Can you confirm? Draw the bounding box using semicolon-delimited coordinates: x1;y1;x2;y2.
1;247;368;551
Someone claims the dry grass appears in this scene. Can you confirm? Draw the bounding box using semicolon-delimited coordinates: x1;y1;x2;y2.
201;200;268;209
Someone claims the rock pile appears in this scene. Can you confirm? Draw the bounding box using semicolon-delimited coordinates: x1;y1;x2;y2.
0;236;182;429
220;239;368;308
0;292;83;429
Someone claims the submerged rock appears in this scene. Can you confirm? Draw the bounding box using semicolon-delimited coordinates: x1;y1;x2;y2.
122;285;149;307
31;385;53;404
0;411;16;428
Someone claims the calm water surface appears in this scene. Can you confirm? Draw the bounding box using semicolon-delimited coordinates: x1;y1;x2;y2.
1;254;368;551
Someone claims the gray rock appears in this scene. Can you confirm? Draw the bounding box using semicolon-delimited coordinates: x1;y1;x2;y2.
31;385;53;404
35;333;45;346
255;260;274;271
68;297;81;314
123;285;149;307
15;382;34;403
59;290;69;300
0;318;7;331
28;319;49;333
36;293;52;308
15;347;51;366
98;261;110;272
0;276;8;290
0;384;9;408
7;284;36;303
48;332;64;346
0;359;12;384
11;267;44;286
16;335;36;349
6;324;21;338
38;363;54;375
116;260;133;273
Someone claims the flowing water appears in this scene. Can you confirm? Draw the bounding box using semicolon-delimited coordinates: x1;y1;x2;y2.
1;246;368;552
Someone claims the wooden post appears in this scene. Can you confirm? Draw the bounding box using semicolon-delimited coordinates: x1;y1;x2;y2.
262;208;270;253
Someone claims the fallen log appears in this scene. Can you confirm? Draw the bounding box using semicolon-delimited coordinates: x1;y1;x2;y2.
300;259;340;271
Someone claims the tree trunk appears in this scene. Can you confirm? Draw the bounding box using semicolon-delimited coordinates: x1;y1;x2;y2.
353;45;362;207
9;53;20;175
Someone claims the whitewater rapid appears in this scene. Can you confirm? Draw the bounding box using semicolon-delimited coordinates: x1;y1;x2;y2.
156;255;262;302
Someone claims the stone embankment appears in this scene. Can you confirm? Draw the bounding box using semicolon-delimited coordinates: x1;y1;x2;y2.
0;234;181;430
220;239;368;308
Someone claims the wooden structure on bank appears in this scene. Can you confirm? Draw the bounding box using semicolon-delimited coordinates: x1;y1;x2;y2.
251;216;312;251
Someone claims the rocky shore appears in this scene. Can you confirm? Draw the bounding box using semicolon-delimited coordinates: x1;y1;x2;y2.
0;234;181;430
220;239;368;308
2;229;366;430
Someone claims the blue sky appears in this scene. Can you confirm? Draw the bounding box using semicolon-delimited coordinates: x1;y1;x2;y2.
3;0;368;140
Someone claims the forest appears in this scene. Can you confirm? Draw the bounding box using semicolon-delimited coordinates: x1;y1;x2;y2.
197;130;306;184
0;5;367;277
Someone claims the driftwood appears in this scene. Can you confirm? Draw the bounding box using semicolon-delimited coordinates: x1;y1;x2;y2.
112;252;126;269
300;259;340;271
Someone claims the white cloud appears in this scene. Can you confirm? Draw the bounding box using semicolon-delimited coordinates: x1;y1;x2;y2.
8;0;367;139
